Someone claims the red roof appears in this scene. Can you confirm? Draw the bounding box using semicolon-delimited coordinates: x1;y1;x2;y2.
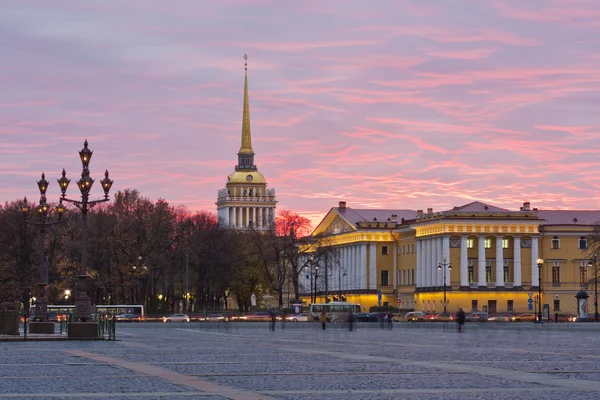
451;201;510;212
537;210;600;226
336;208;417;226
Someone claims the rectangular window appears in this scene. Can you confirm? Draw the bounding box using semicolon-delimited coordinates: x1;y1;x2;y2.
507;300;514;312
580;266;588;283
554;299;560;311
484;238;492;249
411;244;414;253
402;245;405;255
486;265;492;282
503;265;510;282
467;239;474;249
502;238;509;249
411;269;415;285
552;266;560;283
381;246;389;255
381;270;389;286
471;300;478;312
579;238;588;250
551;237;560;250
468;265;474;282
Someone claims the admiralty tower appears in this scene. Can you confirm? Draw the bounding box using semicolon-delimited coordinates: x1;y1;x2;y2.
216;55;277;230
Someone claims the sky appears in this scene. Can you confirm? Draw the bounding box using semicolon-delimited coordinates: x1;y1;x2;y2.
1;0;600;227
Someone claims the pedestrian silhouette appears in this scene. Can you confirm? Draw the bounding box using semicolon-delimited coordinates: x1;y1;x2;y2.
456;308;466;332
320;311;327;330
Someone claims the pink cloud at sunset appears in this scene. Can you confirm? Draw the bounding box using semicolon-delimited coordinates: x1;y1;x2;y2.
1;0;599;228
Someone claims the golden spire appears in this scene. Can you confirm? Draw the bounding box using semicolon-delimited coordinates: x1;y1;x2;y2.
239;54;254;156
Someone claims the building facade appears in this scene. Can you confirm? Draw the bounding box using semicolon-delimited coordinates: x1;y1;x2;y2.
216;55;277;229
303;201;600;316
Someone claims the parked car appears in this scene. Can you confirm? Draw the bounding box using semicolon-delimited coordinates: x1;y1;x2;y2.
549;314;576;322
115;313;141;322
466;312;488;322
238;312;272;321
512;313;536;322
487;314;512;322
355;313;379;322
204;314;228;322
163;314;190;323
405;311;425;322
286;313;308;322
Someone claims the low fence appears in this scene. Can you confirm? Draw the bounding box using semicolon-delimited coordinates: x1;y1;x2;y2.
11;314;117;341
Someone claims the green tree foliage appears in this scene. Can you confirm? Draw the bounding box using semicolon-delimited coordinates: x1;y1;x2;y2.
0;191;289;314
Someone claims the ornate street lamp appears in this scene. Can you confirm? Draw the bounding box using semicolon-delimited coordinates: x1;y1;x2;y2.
588;255;598;322
21;174;65;331
338;267;347;302
536;258;544;323
58;140;114;323
438;257;451;316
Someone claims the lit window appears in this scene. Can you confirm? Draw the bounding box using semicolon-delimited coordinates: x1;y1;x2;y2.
503;264;510;282
468;265;474;282
502;238;509;249
467;239;474;249
484;238;492;249
552;266;560;283
580;264;588;283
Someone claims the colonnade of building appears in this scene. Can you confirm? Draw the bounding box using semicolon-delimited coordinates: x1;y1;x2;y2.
226;206;274;229
416;235;540;289
301;244;380;293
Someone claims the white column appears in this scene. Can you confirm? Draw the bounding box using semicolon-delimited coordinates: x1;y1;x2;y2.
432;238;439;286
442;236;450;286
369;243;377;289
514;236;522;287
531;237;539;287
246;207;250;228
361;244;368;290
351;246;356;290
257;207;262;229
425;239;432;288
478;236;486;287
460;236;468;287
236;207;241;228
496;236;504;287
436;237;443;286
416;240;422;288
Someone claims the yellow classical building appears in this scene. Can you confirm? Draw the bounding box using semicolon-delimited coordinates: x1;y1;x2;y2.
303;201;600;317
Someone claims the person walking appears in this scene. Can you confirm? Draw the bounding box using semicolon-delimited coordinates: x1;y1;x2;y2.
319;311;327;330
268;309;276;331
456;308;466;332
348;311;355;332
387;311;393;330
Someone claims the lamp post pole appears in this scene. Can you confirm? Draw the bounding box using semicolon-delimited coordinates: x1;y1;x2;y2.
21;176;65;324
314;266;319;303
536;259;544;323
58;140;114;322
339;267;347;301
437;257;451;316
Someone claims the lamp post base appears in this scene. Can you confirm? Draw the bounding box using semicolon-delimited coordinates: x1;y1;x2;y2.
69;322;100;338
29;321;55;334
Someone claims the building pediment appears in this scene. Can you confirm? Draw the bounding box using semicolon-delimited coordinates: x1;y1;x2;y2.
312;209;357;237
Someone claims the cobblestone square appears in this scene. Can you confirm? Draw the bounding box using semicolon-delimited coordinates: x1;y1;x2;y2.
2;322;600;399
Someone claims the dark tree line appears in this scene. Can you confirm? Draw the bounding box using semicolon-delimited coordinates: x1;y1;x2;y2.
0;189;314;315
